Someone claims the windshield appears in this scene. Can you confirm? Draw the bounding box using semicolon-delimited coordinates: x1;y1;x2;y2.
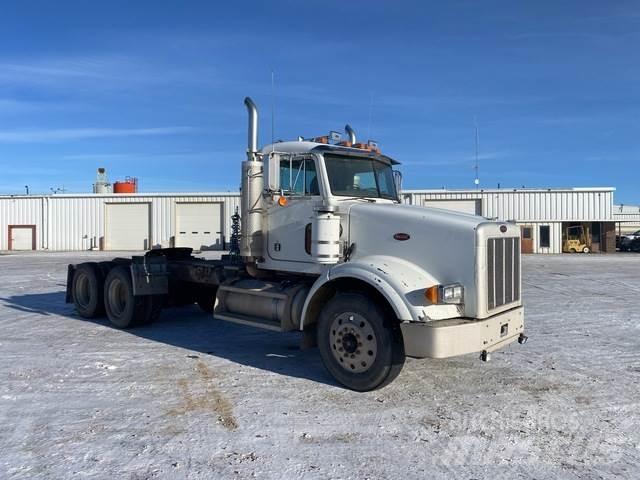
324;154;397;200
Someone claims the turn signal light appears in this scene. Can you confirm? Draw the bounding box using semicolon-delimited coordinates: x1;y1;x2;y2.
425;286;439;304
278;196;288;207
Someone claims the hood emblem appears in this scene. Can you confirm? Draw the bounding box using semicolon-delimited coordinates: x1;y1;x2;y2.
500;225;508;233
393;233;411;241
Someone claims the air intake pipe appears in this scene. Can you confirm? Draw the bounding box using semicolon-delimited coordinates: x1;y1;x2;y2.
345;124;356;145
245;97;258;155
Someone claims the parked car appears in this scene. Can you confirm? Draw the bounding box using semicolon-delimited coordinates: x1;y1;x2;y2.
629;237;640;252
620;230;640;251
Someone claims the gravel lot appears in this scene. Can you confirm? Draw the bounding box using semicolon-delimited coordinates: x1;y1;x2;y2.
1;252;639;479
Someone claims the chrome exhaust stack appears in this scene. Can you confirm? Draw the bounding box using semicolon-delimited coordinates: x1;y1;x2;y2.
244;97;259;156
241;97;263;259
345;124;356;145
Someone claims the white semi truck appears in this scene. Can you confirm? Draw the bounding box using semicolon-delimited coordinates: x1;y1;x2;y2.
66;97;526;391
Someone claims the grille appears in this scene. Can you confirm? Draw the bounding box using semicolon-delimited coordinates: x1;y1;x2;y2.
487;237;520;310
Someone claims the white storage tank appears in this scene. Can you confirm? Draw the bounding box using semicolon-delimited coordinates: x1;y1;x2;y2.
93;167;112;194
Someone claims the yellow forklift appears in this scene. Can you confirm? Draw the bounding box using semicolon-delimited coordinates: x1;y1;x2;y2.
563;225;591;253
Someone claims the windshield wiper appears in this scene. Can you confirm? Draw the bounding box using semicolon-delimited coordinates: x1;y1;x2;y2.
337;196;377;203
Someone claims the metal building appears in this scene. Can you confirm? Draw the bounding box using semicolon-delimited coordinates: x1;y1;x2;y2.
613;204;640;235
0;193;240;252
403;187;617;254
0;187;624;254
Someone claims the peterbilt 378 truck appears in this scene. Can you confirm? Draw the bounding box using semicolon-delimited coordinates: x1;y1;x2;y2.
66;97;526;391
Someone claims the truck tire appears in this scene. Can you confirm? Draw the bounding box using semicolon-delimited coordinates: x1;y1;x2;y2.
72;263;105;318
196;290;216;314
169;285;196;307
104;266;150;329
317;292;405;391
140;295;164;325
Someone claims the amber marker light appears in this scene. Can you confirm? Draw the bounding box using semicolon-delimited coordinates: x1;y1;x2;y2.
425;285;439;304
278;196;288;207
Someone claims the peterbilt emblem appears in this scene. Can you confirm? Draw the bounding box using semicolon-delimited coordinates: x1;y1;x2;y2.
393;233;410;241
500;225;507;233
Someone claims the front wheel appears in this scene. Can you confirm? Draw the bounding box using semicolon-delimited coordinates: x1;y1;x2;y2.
317;292;405;391
582;246;590;253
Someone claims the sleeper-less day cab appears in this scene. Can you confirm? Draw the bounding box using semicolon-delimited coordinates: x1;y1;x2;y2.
66;97;526;391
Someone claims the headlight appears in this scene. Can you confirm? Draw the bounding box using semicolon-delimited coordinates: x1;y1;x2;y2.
425;283;464;305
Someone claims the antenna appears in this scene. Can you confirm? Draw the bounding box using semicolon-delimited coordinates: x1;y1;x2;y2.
367;92;374;141
474;117;480;189
271;70;275;152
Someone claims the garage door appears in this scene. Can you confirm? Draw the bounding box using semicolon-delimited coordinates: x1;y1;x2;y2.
423;199;481;215
105;203;150;250
9;226;35;250
175;203;222;251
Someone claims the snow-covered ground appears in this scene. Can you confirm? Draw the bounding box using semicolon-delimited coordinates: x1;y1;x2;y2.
0;252;639;479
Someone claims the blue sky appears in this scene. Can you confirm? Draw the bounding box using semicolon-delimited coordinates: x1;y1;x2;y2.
0;1;638;202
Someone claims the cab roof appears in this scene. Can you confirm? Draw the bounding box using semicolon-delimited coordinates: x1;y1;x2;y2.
260;141;400;165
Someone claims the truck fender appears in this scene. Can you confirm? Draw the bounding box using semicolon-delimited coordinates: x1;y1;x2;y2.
299;255;441;330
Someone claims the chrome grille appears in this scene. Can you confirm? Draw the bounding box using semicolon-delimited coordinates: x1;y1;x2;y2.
487;237;520;310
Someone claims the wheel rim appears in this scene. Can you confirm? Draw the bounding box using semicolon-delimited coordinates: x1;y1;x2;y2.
75;273;91;308
107;277;127;317
330;312;377;373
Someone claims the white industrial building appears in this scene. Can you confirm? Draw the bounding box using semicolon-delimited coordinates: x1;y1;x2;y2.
0;193;239;252
613;204;640;235
0;187;627;254
403;187;617;254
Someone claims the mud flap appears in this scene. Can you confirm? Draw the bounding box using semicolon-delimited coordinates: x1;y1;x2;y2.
65;264;76;304
130;255;169;296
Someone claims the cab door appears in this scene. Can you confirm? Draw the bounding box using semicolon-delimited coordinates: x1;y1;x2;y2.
266;155;320;262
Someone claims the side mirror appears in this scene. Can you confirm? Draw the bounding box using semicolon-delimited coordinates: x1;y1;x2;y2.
265;152;280;191
393;170;403;200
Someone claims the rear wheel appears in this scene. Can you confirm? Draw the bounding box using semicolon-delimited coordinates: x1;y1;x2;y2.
72;263;104;318
196;289;217;314
104;266;151;328
317;292;405;391
140;295;164;325
582;246;590;253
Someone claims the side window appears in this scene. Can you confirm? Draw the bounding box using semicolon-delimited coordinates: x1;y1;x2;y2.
305;160;319;195
280;157;318;195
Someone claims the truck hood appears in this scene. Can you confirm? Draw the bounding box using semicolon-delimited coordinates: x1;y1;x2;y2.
345;203;520;318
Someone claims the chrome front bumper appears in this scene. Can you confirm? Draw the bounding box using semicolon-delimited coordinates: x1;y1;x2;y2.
400;306;525;359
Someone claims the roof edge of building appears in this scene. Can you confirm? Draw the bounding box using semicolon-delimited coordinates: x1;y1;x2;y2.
404;187;616;194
